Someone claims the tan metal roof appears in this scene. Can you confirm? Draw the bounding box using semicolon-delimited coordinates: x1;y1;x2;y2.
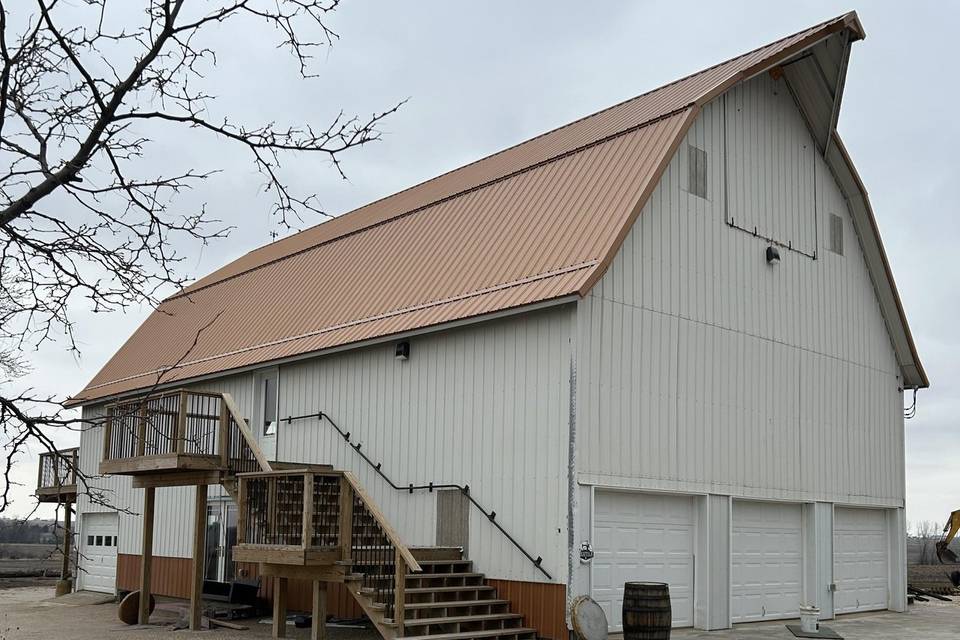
74;11;924;405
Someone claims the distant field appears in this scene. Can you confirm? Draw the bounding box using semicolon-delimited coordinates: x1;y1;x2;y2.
0;544;61;576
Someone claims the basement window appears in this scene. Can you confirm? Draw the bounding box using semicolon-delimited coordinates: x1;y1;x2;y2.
688;144;708;199
829;214;844;256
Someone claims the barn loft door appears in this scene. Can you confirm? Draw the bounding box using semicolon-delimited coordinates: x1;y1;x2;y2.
436;488;469;554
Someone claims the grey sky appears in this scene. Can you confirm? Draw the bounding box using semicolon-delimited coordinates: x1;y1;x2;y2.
5;1;955;530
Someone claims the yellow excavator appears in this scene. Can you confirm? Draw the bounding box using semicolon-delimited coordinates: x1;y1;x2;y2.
936;510;960;563
936;510;960;588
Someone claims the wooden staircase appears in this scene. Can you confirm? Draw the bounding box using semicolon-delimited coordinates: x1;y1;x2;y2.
95;389;541;639
234;469;541;639
347;549;537;640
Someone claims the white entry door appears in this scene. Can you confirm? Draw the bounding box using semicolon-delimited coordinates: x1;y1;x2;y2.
592;491;695;630
834;508;888;614
78;513;118;593
731;501;802;622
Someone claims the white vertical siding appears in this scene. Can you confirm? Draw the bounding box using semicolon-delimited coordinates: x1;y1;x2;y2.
577;73;904;507
275;306;574;583
77;312;572;584
725;72;817;255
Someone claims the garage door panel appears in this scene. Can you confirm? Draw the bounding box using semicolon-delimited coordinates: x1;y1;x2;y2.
78;513;118;594
731;501;802;623
593;492;695;630
834;508;887;614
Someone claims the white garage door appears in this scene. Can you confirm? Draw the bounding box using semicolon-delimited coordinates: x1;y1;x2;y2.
592;491;695;630
78;513;118;594
731;501;802;623
834;508;888;614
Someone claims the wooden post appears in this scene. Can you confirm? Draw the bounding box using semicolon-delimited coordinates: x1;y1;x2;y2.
311;580;327;640
61;500;72;583
302;473;314;549
394;552;406;632
219;398;229;467
139;487;155;625
338;476;354;561
177;390;188;454
36;454;45;493
189;485;207;630
272;576;288;638
102;410;113;461
237;478;248;544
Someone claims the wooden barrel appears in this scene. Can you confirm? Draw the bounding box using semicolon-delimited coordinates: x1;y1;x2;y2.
622;582;671;640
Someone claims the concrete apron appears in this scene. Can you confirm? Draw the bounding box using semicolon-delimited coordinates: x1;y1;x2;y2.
649;603;960;639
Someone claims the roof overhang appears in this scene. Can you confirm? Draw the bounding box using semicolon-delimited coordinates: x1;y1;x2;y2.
825;133;928;388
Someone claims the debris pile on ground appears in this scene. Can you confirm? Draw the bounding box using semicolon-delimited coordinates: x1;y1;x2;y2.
908;564;960;595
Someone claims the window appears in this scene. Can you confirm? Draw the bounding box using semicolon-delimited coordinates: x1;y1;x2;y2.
262;374;278;436
87;536;94;546
829;214;844;255
688;144;708;199
95;536;103;546
104;536;112;546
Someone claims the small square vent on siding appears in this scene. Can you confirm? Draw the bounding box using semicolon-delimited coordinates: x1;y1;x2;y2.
688;144;708;199
829;213;844;256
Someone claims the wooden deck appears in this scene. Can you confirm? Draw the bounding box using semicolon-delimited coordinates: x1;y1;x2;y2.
99;453;223;476
35;448;78;504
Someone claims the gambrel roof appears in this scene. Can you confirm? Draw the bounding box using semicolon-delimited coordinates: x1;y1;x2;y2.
69;11;926;405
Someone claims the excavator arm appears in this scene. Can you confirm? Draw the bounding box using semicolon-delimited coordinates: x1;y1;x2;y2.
936;510;960;563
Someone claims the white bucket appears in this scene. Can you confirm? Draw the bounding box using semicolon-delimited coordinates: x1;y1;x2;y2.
799;605;820;633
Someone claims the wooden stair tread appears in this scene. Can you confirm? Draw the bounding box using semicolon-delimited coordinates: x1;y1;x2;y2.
404;599;510;610
406;585;495;594
404;613;521;627
401;627;536;640
365;572;483;581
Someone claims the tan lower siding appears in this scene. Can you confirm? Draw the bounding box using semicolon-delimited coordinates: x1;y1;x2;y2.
117;555;362;619
487;579;567;640
117;554;191;598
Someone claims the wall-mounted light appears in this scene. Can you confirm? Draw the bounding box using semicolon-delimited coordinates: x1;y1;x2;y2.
766;246;781;265
395;341;410;360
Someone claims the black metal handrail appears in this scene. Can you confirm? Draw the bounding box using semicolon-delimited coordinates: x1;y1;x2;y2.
282;411;552;580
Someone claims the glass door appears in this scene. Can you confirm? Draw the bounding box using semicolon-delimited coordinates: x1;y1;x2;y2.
204;500;238;583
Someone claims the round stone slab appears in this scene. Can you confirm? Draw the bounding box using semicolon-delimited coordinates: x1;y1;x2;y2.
118;590;156;625
570;594;608;640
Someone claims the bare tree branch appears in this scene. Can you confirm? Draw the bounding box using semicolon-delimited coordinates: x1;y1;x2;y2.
0;0;400;516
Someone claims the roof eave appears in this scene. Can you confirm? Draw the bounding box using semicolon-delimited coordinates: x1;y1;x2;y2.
827;133;929;389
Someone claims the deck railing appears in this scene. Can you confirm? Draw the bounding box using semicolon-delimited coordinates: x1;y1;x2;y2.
236;469;420;624
102;390;267;473
37;448;78;494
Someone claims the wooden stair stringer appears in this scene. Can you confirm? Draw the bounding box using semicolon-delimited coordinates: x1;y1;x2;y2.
344;577;399;640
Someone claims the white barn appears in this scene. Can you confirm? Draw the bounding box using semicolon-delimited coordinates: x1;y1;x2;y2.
64;12;925;638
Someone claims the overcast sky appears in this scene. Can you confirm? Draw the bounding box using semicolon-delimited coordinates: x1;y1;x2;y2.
5;1;956;530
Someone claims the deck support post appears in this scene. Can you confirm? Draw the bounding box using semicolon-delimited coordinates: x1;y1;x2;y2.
60;500;72;582
311;580;327;640
273;576;288;638
139;486;155;625
190;485;207;630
